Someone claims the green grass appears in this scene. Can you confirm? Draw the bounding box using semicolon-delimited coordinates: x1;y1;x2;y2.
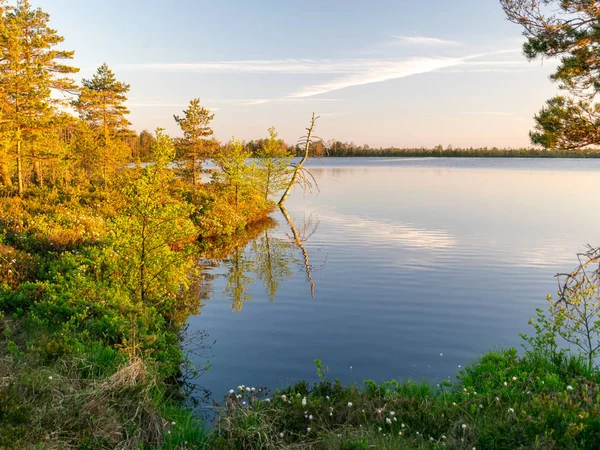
210;349;600;449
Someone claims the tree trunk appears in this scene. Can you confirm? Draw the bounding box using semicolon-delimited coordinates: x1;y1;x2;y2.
34;159;43;188
17;137;23;196
0;159;12;188
278;113;317;206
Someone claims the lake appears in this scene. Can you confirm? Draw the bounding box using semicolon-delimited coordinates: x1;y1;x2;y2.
187;157;600;403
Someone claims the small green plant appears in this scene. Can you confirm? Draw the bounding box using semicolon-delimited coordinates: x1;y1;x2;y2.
524;250;600;371
315;358;329;382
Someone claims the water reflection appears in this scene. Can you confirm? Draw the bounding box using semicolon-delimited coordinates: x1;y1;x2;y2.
280;205;318;298
191;158;600;404
205;208;325;310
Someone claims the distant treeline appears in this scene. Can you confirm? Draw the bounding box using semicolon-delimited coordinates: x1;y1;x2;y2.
315;146;600;158
242;139;600;158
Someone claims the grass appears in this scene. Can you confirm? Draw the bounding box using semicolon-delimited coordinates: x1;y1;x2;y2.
0;313;209;449
209;349;600;449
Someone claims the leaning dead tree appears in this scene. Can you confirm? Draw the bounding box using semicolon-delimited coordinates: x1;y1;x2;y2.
278;113;320;206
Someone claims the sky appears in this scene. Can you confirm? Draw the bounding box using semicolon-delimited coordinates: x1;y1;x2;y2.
37;0;560;148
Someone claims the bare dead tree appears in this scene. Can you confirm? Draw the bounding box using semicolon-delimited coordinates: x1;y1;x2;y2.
555;245;600;305
278;113;321;206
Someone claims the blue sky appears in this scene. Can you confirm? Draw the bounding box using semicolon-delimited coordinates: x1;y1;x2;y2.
39;0;559;147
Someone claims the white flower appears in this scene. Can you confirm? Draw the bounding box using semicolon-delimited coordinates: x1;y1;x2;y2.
48;376;53;380
246;387;251;392
473;391;477;395
242;401;246;405
307;427;311;433
440;353;443;356
458;365;461;368
329;412;333;416
416;431;420;435
251;387;256;392
463;388;467;392
302;397;307;406
171;421;176;425
399;431;403;436
393;417;397;422
479;404;483;409
441;435;447;439
389;411;395;416
495;397;500;402
309;415;313;420
430;437;434;441
503;381;508;386
401;423;405;428
236;395;242;399
508;408;514;413
462;424;467;429
567;385;573;391
378;427;382;432
326;396;329;400
238;386;243;391
279;432;284;438
386;418;392;424
512;376;517;381
347;402;353;407
281;395;287;400
229;389;235;394
265;398;271;403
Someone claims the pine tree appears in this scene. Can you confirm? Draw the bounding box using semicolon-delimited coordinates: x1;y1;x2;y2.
0;0;78;195
174;98;214;184
502;1;600;148
73;63;131;183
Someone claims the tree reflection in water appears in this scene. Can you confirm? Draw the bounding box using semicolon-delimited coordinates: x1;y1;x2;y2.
207;209;324;311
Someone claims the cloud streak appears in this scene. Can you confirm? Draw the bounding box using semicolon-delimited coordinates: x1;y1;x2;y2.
119;59;369;74
287;57;462;98
393;35;462;46
119;49;532;104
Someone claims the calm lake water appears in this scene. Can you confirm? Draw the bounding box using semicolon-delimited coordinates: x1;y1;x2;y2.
187;157;600;402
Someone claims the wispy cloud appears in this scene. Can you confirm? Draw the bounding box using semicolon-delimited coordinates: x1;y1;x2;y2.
119;49;533;105
287;57;462;98
119;60;366;74
235;98;338;106
392;35;462;46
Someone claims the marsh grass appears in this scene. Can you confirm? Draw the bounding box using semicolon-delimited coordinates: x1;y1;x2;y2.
0;315;208;449
211;349;600;449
